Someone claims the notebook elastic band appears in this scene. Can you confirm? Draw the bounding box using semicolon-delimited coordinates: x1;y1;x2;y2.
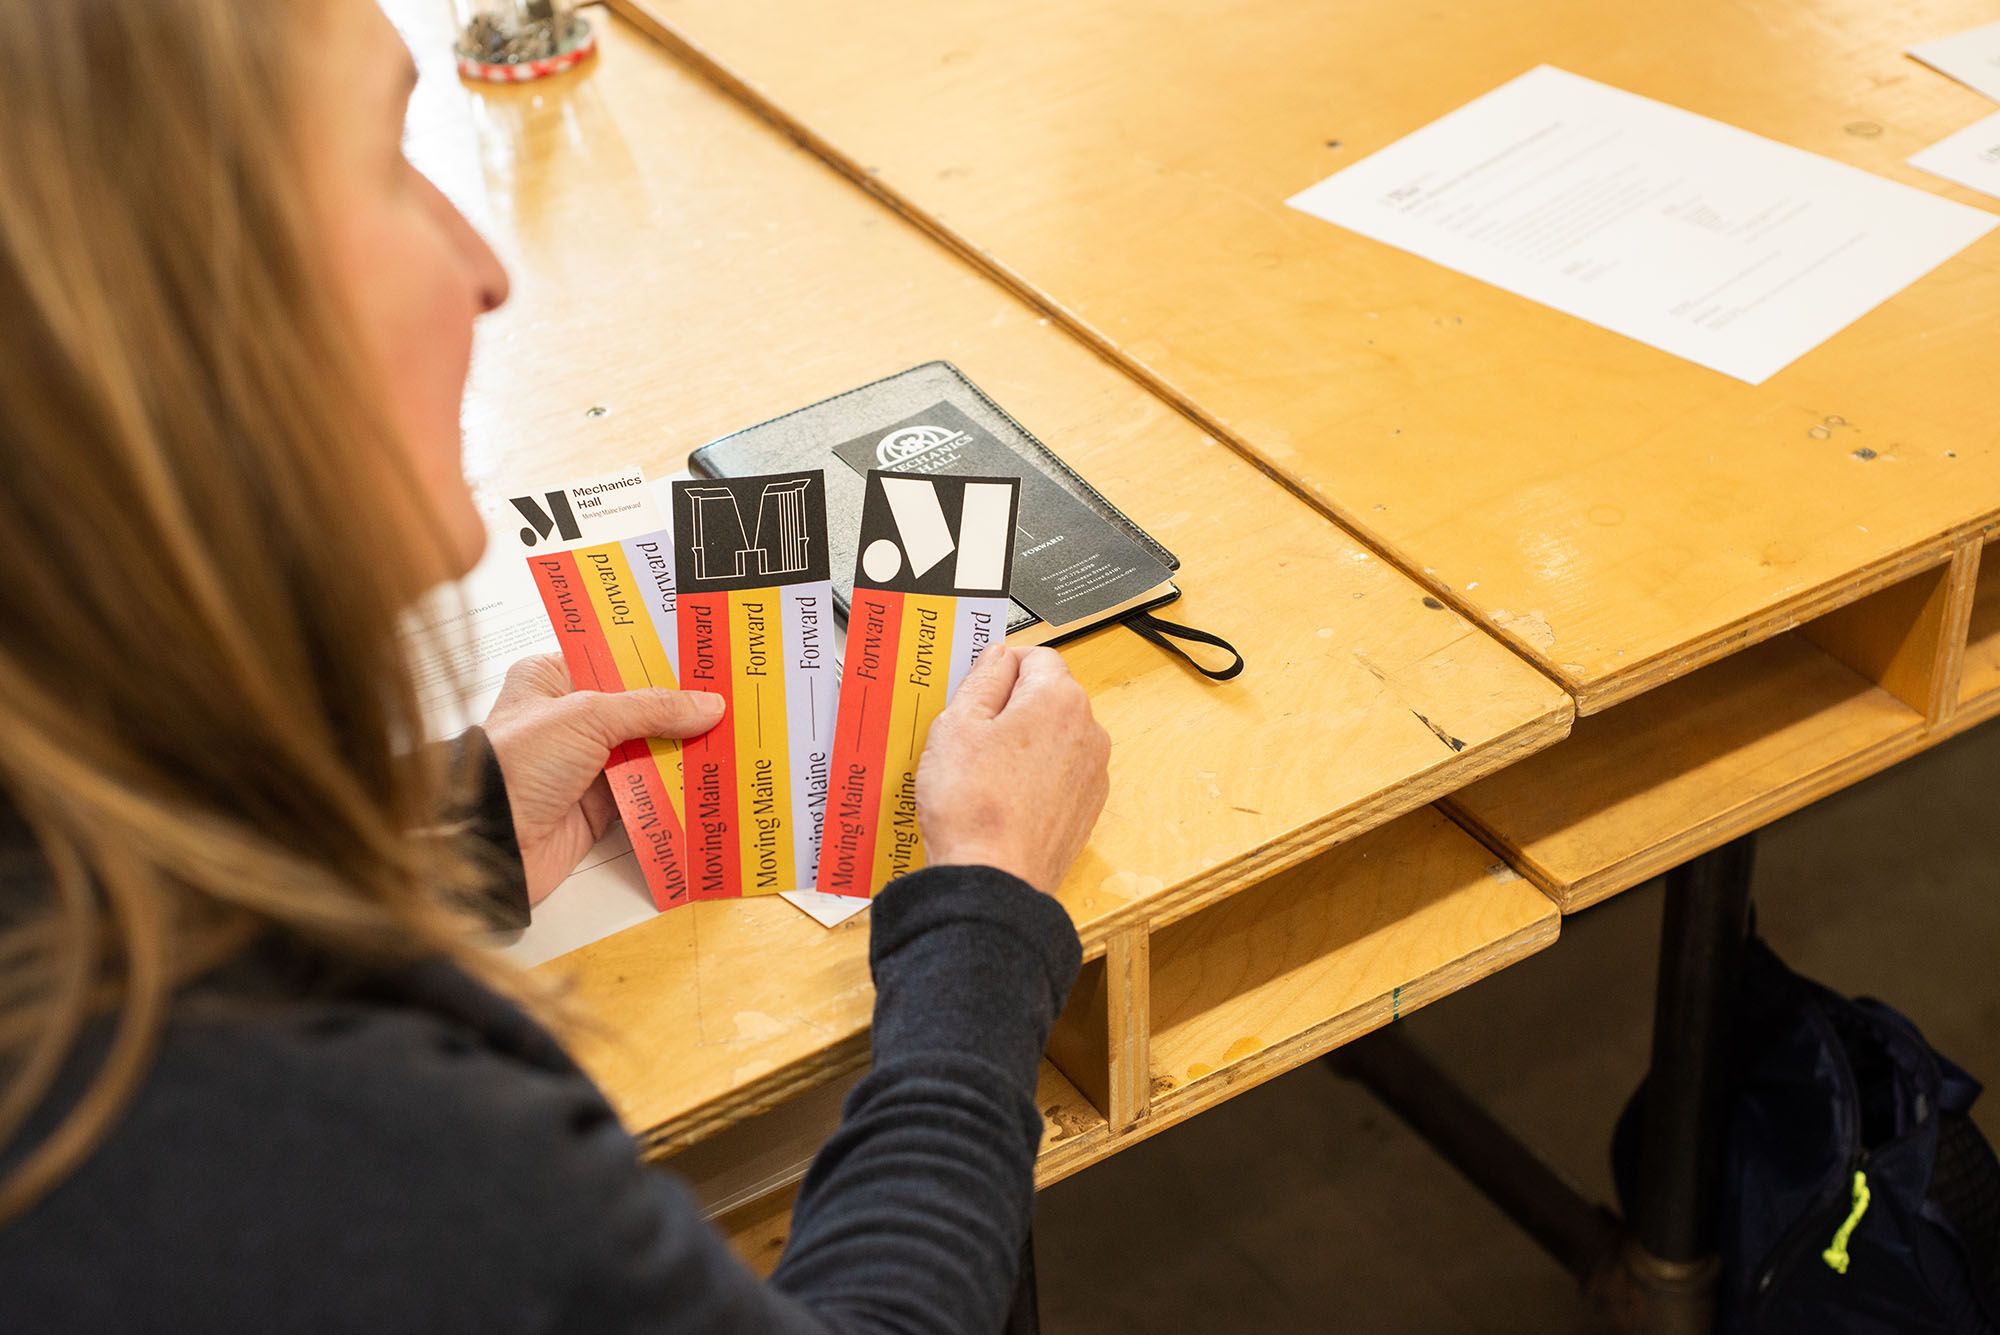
1122;610;1245;681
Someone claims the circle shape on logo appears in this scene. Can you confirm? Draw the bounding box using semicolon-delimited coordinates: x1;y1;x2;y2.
875;424;958;467
861;538;904;583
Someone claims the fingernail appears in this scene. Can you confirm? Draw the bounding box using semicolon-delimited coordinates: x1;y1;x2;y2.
978;643;1005;664
694;691;725;715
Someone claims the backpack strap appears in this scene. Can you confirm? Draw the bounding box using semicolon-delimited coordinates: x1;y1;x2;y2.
1936;1055;1984;1117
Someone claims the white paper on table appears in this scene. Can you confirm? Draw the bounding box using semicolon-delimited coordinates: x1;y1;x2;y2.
1910;21;2000;104
1911;109;2000;202
500;825;654;967
407;473;869;966
500;827;866;967
779;886;873;929
1286;65;1997;385
405;539;557;736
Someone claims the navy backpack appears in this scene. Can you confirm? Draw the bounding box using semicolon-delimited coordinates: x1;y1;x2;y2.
1616;937;2000;1332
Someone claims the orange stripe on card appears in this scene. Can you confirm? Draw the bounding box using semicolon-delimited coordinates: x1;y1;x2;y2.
870;592;954;893
817;588;904;896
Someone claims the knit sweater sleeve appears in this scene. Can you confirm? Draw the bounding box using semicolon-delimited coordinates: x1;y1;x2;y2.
552;865;1081;1334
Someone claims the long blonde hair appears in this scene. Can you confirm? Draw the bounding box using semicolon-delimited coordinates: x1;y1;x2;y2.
0;0;533;1220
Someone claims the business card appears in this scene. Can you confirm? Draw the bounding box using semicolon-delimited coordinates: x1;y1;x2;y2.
672;472;837;898
819;470;1020;896
832;401;1168;629
515;470;692;910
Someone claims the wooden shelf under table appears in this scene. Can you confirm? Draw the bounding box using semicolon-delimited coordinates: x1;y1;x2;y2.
1444;633;1924;912
1443;538;2000;911
1957;532;2000;718
676;806;1557;1273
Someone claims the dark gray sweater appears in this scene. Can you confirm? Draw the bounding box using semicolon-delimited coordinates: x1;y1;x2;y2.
0;735;1082;1333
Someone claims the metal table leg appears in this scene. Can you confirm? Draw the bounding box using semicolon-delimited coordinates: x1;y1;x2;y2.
1612;834;1756;1333
1329;834;1757;1334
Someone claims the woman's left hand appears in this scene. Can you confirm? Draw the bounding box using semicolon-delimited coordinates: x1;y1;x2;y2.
482;654;724;905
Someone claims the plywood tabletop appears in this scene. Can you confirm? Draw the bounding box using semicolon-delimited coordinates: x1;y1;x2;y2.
613;0;2000;713
390;4;1570;1149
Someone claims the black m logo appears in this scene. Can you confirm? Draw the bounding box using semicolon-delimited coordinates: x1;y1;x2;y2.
511;491;582;548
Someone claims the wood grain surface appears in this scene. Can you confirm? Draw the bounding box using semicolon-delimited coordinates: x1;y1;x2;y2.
614;0;2000;712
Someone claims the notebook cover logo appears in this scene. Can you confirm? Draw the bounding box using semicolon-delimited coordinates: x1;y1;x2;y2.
875;423;967;467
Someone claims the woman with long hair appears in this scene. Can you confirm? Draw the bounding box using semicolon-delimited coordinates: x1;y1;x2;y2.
0;1;1110;1329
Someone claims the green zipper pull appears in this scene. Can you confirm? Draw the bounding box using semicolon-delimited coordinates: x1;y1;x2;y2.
1821;1170;1872;1275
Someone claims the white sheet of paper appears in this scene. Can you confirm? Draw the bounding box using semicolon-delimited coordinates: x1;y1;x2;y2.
1286;65;1997;384
405;539;557;736
500;829;867;968
1911;109;2000;201
409;473;869;967
1910;21;2000;104
501;826;655;968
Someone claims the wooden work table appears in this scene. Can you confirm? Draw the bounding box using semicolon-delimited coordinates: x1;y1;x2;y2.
608;0;2000;909
392;1;1569;1248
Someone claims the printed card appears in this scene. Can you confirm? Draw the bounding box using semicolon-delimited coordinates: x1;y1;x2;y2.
515;470;692;911
672;473;837;899
819;471;1021;897
832;401;1171;631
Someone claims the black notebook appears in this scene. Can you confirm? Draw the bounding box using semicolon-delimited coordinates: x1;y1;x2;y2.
688;362;1180;646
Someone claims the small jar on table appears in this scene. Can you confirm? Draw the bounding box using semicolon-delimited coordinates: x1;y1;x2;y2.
451;0;596;83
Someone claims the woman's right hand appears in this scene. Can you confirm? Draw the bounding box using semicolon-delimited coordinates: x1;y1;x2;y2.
915;644;1111;895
